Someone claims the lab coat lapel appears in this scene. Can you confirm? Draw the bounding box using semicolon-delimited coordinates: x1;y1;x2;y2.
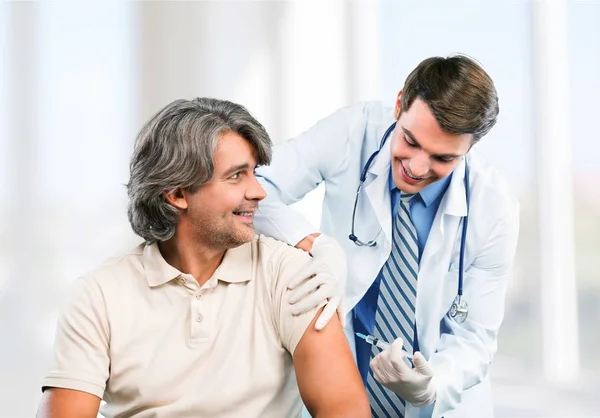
417;158;468;352
363;141;393;248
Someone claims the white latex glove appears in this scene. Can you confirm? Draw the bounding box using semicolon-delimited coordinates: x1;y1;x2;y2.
288;234;347;330
370;338;437;407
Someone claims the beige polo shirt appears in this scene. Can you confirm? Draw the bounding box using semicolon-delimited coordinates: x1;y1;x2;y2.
43;235;325;418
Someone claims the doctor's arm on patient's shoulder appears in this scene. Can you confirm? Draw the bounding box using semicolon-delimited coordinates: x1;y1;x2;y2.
255;104;369;329
255;104;366;246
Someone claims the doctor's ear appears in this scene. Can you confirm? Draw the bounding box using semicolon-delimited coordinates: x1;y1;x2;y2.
394;90;403;120
164;188;188;210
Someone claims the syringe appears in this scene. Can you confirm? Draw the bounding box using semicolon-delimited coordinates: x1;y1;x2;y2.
355;332;413;360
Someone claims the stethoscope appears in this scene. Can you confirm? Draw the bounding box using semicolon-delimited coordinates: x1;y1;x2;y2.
348;122;470;323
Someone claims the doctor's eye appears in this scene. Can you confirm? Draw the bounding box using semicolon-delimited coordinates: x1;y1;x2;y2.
434;156;457;163
404;135;418;148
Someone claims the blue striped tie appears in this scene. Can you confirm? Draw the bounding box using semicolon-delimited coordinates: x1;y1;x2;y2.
366;192;418;418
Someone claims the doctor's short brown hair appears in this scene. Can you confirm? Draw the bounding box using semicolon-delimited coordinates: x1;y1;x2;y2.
400;54;499;143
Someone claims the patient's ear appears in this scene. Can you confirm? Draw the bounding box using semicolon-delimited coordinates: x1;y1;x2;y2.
164;188;188;210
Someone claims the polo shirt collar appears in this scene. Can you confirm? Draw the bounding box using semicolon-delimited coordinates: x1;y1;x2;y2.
143;240;253;287
144;243;181;287
212;241;253;283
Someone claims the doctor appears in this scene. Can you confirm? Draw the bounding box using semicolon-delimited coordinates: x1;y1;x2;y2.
254;54;519;418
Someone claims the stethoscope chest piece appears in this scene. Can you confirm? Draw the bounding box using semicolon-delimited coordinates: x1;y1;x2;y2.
450;295;469;323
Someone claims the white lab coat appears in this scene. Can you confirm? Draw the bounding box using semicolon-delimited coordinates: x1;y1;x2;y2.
254;102;519;418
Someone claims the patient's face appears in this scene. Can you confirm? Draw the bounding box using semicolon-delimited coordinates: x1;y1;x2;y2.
185;131;266;249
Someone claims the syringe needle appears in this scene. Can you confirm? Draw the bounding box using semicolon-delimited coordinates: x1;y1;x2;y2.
355;332;412;359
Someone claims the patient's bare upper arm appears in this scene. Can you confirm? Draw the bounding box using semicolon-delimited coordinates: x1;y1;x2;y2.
37;387;101;418
293;311;371;418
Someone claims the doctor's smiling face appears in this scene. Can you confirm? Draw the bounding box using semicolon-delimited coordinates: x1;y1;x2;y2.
389;55;499;194
390;93;473;194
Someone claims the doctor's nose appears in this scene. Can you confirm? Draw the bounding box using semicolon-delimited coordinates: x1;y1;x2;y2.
408;152;430;177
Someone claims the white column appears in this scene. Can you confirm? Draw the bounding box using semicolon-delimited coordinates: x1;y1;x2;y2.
1;4;41;415
279;0;350;139
532;0;579;383
345;0;382;103
279;1;352;228
135;1;285;140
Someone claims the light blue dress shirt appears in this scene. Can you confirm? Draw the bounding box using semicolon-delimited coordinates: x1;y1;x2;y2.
389;170;452;259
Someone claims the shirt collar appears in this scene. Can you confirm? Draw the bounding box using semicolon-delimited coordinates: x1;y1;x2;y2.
143;243;182;287
212;241;253;283
388;169;453;207
143;240;253;288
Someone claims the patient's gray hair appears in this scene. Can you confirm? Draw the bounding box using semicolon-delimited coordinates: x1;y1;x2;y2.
126;97;272;243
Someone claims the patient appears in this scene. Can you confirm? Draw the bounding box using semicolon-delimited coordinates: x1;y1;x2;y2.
37;97;370;418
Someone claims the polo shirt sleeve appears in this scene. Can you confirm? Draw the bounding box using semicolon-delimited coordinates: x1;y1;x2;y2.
42;277;110;399
270;245;327;355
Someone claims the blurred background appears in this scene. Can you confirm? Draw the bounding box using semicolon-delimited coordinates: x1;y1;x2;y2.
1;0;599;417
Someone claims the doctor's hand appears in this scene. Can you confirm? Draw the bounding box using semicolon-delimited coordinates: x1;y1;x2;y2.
288;234;347;330
371;338;437;407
